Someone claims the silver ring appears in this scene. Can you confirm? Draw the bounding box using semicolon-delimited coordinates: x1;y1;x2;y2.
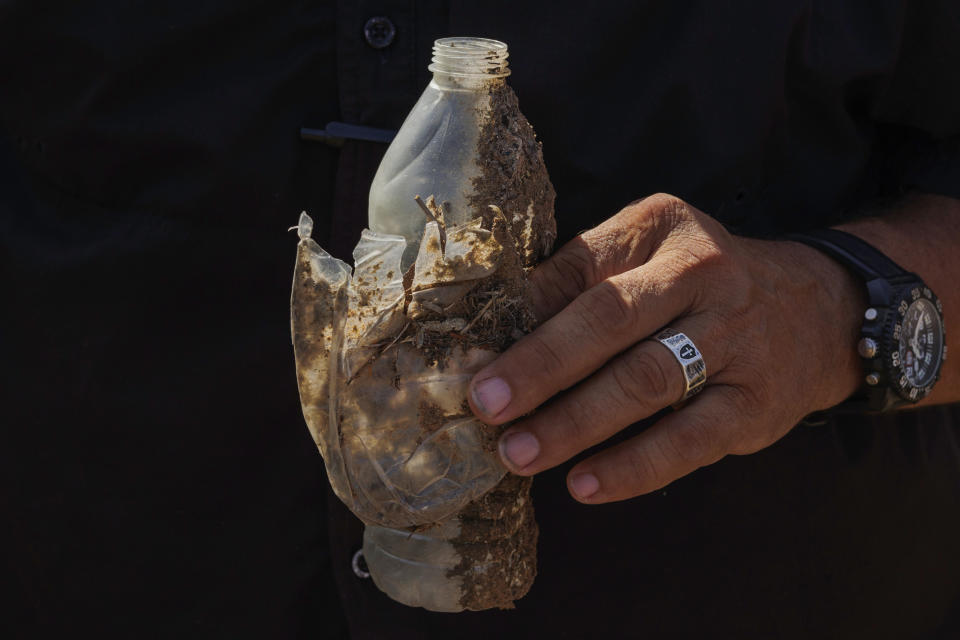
652;328;707;402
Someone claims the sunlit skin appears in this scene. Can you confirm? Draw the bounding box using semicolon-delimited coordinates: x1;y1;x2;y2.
467;193;960;504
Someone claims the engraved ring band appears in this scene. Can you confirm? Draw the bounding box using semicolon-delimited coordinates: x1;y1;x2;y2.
651;328;707;403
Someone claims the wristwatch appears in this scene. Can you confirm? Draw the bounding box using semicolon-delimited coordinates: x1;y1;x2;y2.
785;228;947;412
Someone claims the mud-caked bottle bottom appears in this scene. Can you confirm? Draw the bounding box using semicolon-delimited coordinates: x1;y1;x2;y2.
363;475;537;612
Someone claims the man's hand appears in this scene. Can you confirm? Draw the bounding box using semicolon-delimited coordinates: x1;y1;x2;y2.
467;193;871;503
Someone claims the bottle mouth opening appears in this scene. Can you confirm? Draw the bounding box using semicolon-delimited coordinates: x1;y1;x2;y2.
429;37;510;78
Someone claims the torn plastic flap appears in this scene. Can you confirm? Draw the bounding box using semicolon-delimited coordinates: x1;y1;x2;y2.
292;212;507;528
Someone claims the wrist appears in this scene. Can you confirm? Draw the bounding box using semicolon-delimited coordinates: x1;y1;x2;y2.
781;225;950;411
758;238;866;410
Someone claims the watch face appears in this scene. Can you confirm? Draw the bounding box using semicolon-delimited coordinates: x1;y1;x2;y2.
898;297;945;389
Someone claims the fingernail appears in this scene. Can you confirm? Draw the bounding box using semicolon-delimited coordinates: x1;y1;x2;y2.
570;473;600;500
472;376;511;417
500;431;540;469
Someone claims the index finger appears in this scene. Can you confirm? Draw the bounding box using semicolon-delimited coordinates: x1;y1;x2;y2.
527;195;677;320
468;251;693;424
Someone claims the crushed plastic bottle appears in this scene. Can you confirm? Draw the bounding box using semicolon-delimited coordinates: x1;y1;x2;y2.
291;37;555;612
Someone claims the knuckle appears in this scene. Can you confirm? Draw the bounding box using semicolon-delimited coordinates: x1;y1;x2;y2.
545;245;595;298
724;375;770;415
582;280;637;336
724;382;792;455
618;200;654;228
644;192;682;211
693;236;727;267
660;239;733;312
522;332;567;379
654;192;685;209
621;193;686;231
653;193;690;225
666;419;723;466
556;396;597;445
618;348;673;403
709;386;772;456
621;444;660;490
669;235;727;275
610;356;652;408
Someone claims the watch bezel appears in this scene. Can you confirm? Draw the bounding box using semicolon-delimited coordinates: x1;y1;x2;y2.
878;283;947;403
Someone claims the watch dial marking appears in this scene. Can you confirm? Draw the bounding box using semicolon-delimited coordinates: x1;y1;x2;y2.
898;297;945;388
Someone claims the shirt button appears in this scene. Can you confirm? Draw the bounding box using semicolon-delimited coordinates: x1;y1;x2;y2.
363;16;396;49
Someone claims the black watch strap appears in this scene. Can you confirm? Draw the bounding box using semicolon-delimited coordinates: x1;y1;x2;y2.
783;227;934;415
783;228;908;280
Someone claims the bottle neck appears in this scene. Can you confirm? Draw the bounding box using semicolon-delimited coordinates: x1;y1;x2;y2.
428;37;509;91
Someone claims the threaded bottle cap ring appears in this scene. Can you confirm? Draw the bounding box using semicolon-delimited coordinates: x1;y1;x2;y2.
429;37;510;78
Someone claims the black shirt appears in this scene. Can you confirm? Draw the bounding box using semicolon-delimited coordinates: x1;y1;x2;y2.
4;2;960;638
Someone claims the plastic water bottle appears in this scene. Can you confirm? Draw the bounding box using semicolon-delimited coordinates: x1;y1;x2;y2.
359;36;551;613
293;36;553;612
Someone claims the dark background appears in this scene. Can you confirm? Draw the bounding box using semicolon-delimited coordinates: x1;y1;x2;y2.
4;1;960;638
